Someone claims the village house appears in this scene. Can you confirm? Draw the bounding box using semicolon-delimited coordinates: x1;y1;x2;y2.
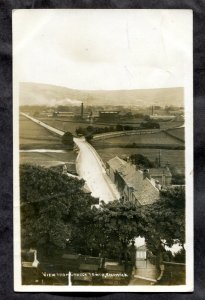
149;167;172;186
106;156;160;206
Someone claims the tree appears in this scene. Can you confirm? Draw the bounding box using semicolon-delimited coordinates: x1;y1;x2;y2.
84;132;93;142
116;124;123;131
94;199;146;269
20;164;95;256
173;248;186;263
144;115;150;121
130;154;155;168
171;174;185;185
75;126;84;135
86;126;94;133
140;120;160;129
61;131;74;147
143;186;185;270
69;205;99;256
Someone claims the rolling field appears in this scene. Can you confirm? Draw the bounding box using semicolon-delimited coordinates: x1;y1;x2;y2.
165;127;184;142
38;118;107;135
38;118;184;135
158;120;184;130
93;126;185;173
19;115;184;172
92;131;184;147
20;115;63;149
97;147;185;173
19;115;77;169
20;151;76;170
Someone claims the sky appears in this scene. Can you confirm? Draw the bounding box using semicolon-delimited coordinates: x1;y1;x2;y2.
13;9;192;91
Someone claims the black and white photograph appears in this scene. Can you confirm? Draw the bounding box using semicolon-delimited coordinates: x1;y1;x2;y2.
13;9;193;292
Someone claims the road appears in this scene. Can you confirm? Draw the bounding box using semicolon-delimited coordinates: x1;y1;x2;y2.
74;137;120;203
20;112;65;136
21;113;120;203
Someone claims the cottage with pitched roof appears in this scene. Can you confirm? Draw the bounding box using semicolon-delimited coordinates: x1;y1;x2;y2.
106;156;160;206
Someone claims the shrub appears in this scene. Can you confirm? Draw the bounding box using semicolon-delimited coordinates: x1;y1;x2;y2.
62;132;74;146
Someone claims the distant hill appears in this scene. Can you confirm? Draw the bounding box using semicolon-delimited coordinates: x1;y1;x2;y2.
19;82;184;107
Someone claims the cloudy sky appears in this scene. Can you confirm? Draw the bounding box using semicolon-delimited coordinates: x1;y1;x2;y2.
13;9;192;91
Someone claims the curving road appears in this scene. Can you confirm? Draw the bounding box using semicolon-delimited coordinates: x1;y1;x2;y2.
74;137;120;203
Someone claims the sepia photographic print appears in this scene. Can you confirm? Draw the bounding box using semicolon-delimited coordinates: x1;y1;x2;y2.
13;9;193;292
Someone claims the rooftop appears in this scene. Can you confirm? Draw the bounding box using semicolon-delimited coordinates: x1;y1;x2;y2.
107;156;126;172
107;156;160;206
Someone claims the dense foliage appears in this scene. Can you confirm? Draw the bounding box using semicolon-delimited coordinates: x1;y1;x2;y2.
129;153;155;168
20;164;185;267
143;186;185;269
92;187;185;266
20;164;96;255
171;174;185;185
93;199;146;266
75;124;139;138
140;120;160;129
61;131;74;146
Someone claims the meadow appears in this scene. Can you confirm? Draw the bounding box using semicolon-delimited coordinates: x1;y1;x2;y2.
97;147;185;174
19;115;184;173
38;117;184;136
20;151;76;171
38;118;107;135
20;115;63;149
19;115;77;169
165;127;184;142
92;131;184;148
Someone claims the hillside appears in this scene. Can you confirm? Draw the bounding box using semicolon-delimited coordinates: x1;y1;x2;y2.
19;82;184;107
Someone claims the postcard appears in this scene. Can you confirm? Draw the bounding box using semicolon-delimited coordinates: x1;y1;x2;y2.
13;9;193;292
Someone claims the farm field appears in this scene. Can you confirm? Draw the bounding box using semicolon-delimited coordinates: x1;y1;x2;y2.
19;115;77;169
165;127;184;141
158;120;184;130
92;131;184;147
20;151;76;171
20;115;63;149
38;118;107;135
96;147;185;173
37;117;184;136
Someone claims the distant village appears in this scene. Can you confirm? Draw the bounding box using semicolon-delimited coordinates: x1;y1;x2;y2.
22;102;184;124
